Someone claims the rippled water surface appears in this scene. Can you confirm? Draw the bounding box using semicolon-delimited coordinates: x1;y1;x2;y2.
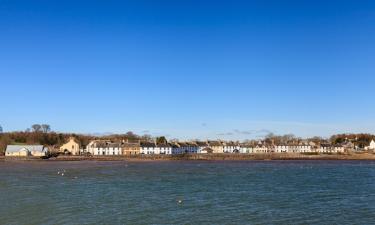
0;160;374;225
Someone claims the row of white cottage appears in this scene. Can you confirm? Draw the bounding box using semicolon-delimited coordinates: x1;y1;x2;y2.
83;140;347;156
84;141;210;155
143;144;346;155
6;140;374;157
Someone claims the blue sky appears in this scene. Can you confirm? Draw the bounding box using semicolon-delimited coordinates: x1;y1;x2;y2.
1;0;374;140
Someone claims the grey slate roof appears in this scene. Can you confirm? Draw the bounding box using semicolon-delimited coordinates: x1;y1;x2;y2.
240;144;256;148
195;141;208;147
122;142;140;147
6;145;46;153
209;141;223;146
157;143;171;148
169;143;180;148
140;142;157;148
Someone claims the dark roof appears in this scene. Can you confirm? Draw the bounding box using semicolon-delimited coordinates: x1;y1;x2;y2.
209;141;223;146
187;142;198;147
195;141;208;147
178;142;189;147
157;143;171;148
140;142;156;148
122;142;140;147
240;144;255;148
169;143;180;148
320;144;332;147
225;142;238;146
95;142;121;148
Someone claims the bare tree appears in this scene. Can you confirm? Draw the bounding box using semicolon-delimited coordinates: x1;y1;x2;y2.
141;134;153;142
0;125;3;133
31;124;42;132
41;124;51;133
0;135;11;154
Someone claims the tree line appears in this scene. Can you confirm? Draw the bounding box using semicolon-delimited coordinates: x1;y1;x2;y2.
0;125;152;155
258;133;375;148
1;124;375;155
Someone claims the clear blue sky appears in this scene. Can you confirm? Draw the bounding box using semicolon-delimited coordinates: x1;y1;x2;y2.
1;0;374;140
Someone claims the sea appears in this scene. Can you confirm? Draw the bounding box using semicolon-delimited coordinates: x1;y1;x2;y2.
0;160;374;225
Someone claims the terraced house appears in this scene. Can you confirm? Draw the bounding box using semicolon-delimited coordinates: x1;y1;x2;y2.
140;142;157;154
77;138;351;156
208;141;224;153
158;143;172;154
239;144;255;154
316;144;345;153
223;141;240;153
140;142;172;155
274;143;313;153
195;141;213;154
86;140;122;155
122;142;141;155
178;142;199;154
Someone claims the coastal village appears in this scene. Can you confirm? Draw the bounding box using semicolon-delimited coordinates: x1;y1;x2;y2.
4;136;375;157
1;125;375;158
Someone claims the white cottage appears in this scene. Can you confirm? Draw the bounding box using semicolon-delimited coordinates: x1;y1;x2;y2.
333;144;345;153
254;145;269;153
195;141;210;154
140;142;157;154
158;143;172;155
275;144;313;153
86;140;122;156
317;144;332;153
275;145;289;153
140;142;172;155
240;145;255;154
366;140;375;150
5;145;48;157
317;144;344;153
223;142;240;153
297;144;313;153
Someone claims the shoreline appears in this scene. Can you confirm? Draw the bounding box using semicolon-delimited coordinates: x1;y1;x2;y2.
1;153;375;161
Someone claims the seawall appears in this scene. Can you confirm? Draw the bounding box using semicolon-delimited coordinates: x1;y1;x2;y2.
1;153;375;161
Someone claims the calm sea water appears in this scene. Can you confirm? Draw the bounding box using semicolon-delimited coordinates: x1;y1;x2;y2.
0;160;374;225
